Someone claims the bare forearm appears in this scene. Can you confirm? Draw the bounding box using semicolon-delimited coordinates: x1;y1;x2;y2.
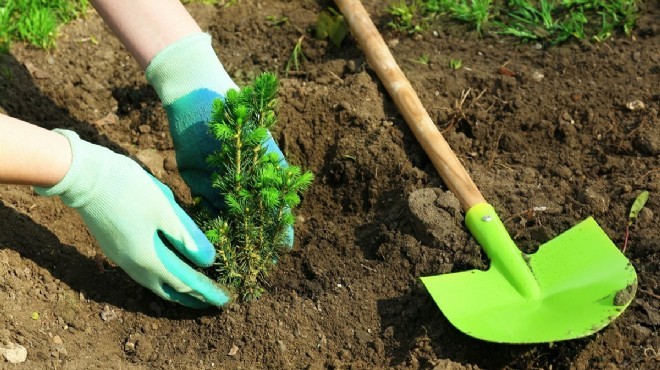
91;0;202;68
0;115;72;187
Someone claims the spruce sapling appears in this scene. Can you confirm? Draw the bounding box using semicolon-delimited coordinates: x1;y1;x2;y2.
202;72;313;301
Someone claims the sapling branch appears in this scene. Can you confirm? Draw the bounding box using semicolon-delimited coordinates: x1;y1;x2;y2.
201;72;313;301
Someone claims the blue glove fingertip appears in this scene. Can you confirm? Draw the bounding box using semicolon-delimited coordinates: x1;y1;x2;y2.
162;284;211;309
169;210;216;268
149;176;216;267
154;236;230;307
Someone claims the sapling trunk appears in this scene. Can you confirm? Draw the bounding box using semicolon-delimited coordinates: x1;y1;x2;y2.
201;72;313;301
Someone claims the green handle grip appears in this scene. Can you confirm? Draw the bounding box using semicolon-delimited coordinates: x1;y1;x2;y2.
465;203;541;299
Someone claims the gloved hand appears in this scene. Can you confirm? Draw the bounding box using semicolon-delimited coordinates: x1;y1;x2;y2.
146;33;293;247
34;130;229;308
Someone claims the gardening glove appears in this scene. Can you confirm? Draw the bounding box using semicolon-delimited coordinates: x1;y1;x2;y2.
34;129;230;309
146;32;293;247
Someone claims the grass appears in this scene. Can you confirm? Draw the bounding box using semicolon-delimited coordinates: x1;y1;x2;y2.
388;0;640;44
0;0;241;52
416;53;431;65
285;36;307;76
315;8;348;47
448;58;463;69
623;190;649;253
0;0;89;51
387;0;426;34
426;0;491;33
266;15;289;27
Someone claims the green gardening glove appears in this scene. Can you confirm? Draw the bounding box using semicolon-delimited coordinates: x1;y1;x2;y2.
34;130;229;308
146;32;293;247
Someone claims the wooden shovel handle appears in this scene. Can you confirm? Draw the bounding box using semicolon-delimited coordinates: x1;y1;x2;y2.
334;0;486;211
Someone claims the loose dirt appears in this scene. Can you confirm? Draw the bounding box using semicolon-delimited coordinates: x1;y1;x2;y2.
0;1;658;369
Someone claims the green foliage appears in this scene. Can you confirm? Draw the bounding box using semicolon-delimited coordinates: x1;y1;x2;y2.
203;73;313;301
285;36;307;77
419;0;638;44
315;8;349;47
387;0;427;34
266;15;289;27
0;0;89;51
426;0;492;33
628;190;649;225
414;53;431;65
448;58;463;69
622;190;649;252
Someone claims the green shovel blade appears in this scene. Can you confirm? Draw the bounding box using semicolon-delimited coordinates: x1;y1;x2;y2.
421;204;637;344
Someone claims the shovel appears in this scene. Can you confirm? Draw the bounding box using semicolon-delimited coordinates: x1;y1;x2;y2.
334;0;637;343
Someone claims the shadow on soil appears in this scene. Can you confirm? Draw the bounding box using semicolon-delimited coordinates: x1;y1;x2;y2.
377;287;595;369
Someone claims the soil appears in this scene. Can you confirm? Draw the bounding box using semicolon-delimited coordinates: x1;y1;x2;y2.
0;1;658;369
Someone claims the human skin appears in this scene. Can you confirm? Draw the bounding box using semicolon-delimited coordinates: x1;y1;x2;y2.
0;0;207;187
0;114;72;187
90;0;202;69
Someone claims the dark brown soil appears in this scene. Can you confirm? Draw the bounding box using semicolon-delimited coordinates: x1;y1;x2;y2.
0;1;658;369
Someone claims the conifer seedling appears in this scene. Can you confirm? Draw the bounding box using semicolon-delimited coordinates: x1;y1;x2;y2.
201;72;313;301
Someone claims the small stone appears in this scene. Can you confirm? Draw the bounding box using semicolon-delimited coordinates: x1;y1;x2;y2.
136;339;154;361
124;333;142;352
577;187;610;214
531;70;544;82
100;305;118;322
163;152;178;172
387;38;399;48
52;335;63;345
23;61;49;79
228;344;239;356
560;111;575;125
94;113;118;126
138;124;152;134
638;207;654;224
135;149;165;177
633;132;660;156
0;330;10;345
1;343;27;363
626;100;645;111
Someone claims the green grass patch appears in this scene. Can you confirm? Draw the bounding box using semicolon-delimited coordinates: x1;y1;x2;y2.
0;0;89;51
387;0;428;34
388;0;639;44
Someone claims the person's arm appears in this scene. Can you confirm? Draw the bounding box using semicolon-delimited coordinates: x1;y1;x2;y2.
90;0;293;245
90;0;201;69
1;114;229;308
0;114;71;187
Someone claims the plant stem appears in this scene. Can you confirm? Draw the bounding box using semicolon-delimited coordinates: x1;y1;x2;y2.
622;222;630;253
